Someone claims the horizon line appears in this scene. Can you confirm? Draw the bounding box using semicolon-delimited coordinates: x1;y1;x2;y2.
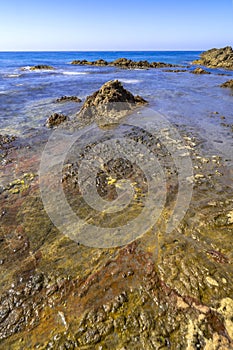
0;49;205;52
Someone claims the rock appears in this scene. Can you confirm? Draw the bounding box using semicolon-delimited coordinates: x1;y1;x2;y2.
191;67;211;75
0;134;16;148
21;65;55;71
192;46;233;70
56;96;82;103
45;113;68;128
77;80;147;123
164;69;188;73
71;58;176;69
220;79;233;88
30;65;54;71
71;59;108;66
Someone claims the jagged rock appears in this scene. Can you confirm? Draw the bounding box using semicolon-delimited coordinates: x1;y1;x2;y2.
71;59;108;66
31;65;54;71
191;67;211;75
21;65;55;71
56;96;82;103
77;80;147;123
193;46;233;70
71;58;176;69
220;79;233;88
45;113;68;128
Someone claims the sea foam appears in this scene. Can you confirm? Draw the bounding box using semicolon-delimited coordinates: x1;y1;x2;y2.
62;71;88;76
119;79;141;84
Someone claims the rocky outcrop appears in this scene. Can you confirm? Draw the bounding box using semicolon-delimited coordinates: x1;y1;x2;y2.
45;113;68;128
191;67;211;75
55;96;82;103
193;46;233;70
220;79;233;89
164;69;188;73
71;58;176;69
21;65;55;71
77;80;147;123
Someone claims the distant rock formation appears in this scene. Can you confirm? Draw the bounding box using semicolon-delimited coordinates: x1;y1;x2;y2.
56;96;82;103
71;58;176;69
77;80;147;123
21;65;55;71
220;79;233;89
191;67;211;75
45;113;68;128
192;46;233;70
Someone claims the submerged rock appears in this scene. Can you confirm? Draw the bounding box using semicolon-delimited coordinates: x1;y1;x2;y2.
45;113;68;128
220;79;233;89
164;69;188;73
0;134;16;148
56;96;82;103
71;58;176;69
192;46;233;70
77;80;147;123
191;67;211;75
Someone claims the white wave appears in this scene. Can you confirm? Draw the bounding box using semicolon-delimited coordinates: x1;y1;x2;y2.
120;79;141;84
6;74;21;78
62;71;88;75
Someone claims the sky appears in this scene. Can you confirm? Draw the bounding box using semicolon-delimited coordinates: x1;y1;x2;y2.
0;0;233;51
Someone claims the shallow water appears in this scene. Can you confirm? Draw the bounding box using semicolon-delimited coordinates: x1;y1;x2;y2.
0;52;232;161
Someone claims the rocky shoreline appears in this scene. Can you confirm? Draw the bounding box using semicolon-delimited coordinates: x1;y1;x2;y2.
0;65;233;349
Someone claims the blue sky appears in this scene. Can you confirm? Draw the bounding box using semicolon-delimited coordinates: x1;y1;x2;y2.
0;0;233;51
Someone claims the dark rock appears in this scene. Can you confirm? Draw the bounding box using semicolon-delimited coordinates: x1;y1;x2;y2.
164;69;188;73
191;67;211;75
192;46;233;70
45;113;68;128
220;79;233;88
77;80;147;123
0;134;16;148
71;59;108;66
56;96;82;103
21;65;55;71
71;58;176;69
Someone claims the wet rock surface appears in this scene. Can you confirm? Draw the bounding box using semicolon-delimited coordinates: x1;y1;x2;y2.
45;113;68;128
55;96;82;103
71;58;177;69
220;79;233;89
0;106;233;349
193;46;233;70
0;134;17;166
77;80;147;123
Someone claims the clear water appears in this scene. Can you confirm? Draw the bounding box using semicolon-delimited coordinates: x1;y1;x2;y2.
0;51;232;164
